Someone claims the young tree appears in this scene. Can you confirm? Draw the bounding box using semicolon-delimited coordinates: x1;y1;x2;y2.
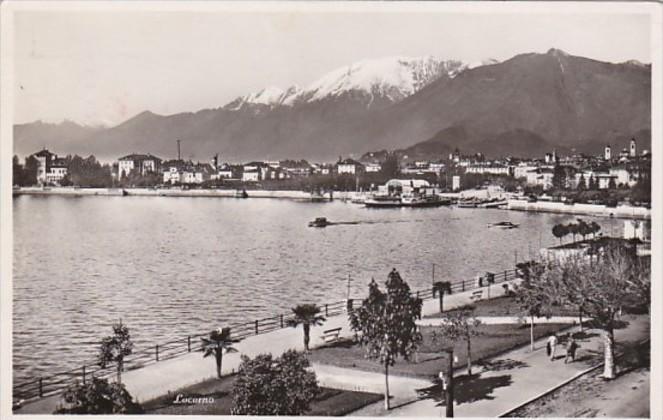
514;263;551;351
552;165;567;190
200;327;240;379
349;269;422;410
438;308;482;375
433;281;452;313
608;176;617;190
577;174;587;191
23;156;39;186
544;244;648;379
380;152;400;178
54;377;143;414
287;304;326;352
588;175;597;190
576;219;591;241
551;223;568;245
566;222;579;243
590;221;602;239
98;321;134;384
231;350;319;415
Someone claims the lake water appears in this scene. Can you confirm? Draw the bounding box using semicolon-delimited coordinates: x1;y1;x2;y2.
12;195;622;384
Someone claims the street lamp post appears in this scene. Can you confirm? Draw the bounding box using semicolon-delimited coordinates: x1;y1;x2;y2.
439;348;454;418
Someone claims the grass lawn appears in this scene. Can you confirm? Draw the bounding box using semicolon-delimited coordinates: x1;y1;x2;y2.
142;374;382;415
308;322;573;379
424;295;581;318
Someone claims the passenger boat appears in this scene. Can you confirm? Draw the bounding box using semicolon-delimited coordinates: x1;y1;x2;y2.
364;195;402;208
457;199;479;208
401;193;450;207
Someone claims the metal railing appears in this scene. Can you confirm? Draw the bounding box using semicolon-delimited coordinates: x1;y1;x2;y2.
13;266;521;403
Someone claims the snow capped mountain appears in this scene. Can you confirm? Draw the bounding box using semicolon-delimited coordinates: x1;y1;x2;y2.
293;56;464;104
467;58;500;69
224;56;467;111
225;86;295;111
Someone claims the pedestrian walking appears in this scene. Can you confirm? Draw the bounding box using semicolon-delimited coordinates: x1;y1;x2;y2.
565;335;578;364
547;334;558;361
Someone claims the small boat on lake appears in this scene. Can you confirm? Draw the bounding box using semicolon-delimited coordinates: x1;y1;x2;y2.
308;217;331;228
488;221;520;229
234;189;249;198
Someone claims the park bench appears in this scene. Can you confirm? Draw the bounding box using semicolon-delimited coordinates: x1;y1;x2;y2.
320;327;342;343
470;290;484;302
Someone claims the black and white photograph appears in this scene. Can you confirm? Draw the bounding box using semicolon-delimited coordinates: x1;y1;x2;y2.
0;1;661;419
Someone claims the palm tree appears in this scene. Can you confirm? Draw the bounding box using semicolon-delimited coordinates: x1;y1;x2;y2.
201;327;240;379
288;304;326;352
433;281;452;313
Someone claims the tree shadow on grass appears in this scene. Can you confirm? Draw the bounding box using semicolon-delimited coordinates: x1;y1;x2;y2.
583;319;629;331
416;373;512;406
477;358;528;372
318;337;355;350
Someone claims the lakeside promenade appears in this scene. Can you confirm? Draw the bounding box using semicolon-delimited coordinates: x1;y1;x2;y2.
16;275;650;417
17;279;521;414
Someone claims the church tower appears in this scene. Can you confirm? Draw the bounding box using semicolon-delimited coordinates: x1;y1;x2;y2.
630;138;637;157
604;145;612;161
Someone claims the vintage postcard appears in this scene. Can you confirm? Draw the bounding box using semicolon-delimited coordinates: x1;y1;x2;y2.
1;1;661;419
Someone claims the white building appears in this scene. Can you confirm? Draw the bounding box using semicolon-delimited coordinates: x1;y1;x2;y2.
32;149;68;184
364;162;382;173
379;179;430;195
465;164;513;176
525;168;554;190
242;170;260;182
336;158;364;175
117;154;162;178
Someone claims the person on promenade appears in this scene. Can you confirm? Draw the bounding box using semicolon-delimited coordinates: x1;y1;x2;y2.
565;335;578;364
547;334;558;361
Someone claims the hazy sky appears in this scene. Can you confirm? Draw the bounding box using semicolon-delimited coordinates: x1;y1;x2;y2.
13;7;651;126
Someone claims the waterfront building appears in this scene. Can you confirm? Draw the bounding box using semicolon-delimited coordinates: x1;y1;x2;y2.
525;167;554;190
32;149;69;185
162;160;212;184
117;153;162;178
336;158;365;175
378;179;430;195
465;163;514;176
514;164;538;179
452;175;461;191
242;169;260;182
363;162;382;173
215;164;235;179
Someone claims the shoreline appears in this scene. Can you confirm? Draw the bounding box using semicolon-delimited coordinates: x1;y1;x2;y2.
13;187;651;220
506;199;650;220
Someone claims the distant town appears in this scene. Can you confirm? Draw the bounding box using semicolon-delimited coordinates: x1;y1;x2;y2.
12;136;651;207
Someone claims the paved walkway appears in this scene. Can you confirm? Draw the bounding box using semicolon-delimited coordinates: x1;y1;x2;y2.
350;314;650;417
417;315;582;326
17;278;520;414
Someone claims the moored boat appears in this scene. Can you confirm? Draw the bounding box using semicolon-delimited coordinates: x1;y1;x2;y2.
364;195;402;208
401;193;450;207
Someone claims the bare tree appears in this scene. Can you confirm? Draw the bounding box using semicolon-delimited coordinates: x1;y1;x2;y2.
543;244;649;379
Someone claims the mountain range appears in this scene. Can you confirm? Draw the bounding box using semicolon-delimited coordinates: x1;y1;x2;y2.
14;49;651;162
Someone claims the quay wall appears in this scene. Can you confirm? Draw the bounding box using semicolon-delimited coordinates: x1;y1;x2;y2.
14;187;354;200
507;199;651;220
